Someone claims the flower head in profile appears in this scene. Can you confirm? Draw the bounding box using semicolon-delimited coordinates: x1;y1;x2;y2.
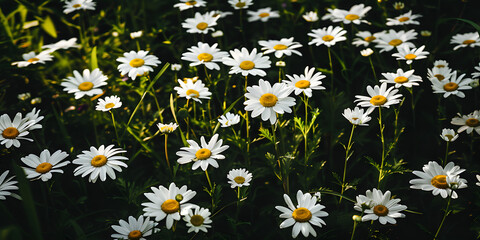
244;79;296;124
24;108;44;131
174;78;211;103
427;66;453;82
63;0;96;14
275;190;328;238
353;31;382;47
181;42;229;70
229;0;253;10
373;29;417;52
174;0;206;11
354;83;403;112
130;31;143;39
116;50;161;80
111;215;158;240
222;48;271;77
392;45;429;65
329;4;372;25
182;12;219;34
183;206;212;233
61;69;108;99
142;182;197;229
21;149;70;182
72;145;128;183
451;110;480;135
440;128;459;142
360;48;374;57
157;123;179;134
42;38;80;52
342;107;373;126
356;188;407;224
431;71;473;98
247;7;280;22
0;170;19;200
11;51;53;68
259;37;303;58
96;95;122;112
308;26;347;47
433;60;449;69
386;10;422;26
283;66;326;97
171;64;182;71
227;168;253;188
0;112;36;148
380;68;422;88
176;134;229;171
218;112;241;127
302;11;319;22
451;32;480;51
472;62;480;79
410;161;467;198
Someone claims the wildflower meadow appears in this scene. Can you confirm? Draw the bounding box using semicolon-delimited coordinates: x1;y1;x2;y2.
2;0;480;239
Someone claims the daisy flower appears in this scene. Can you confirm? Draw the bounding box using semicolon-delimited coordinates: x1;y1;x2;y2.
222;48;271;77
171;64;182;71
451;32;480;50
229;0;253;9
157;123;179;134
360;48;374;57
373;29;417;52
183;206;212;233
24;108;44;131
182;12;219;34
11;51;53;68
275;190;328;238
476;175;480;187
392;45;429;64
380;68;423;88
181;42;229;70
72;145;128;183
42;38;80;52
116;50;161;80
21;149;70;182
244;79;296;124
440;128;459;142
174;78;211;103
308;26;347;47
63;0;96;14
174;0;206;11
342;107;373;126
352;31;382;47
427;66;453;81
302;11;319;22
0;170;19;200
142;182;197;229
61;68;108;99
321;8;335;21
451;110;480;135
410;161;467;198
0;112;36;148
96;95;122;112
218;112;241;127
130;31;143;39
227;168;252;188
283;66;326;97
330;4;372;25
258;37;303;58
247;7;280;22
433;60;449;69
431;71;473;98
472;62;480;79
354;82;403;112
176;134;229;171
111;216;158;240
386;10;422;26
358;188;407;224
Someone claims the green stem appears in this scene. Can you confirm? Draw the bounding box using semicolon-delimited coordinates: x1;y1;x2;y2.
368;56;377;82
377;107;385;188
205;169;213;190
165;134;171;170
340;124;356;204
327;47;334;90
110;111;120;146
303;94;309;165
351;220;358;240
443;141;450;167
433;193;452;240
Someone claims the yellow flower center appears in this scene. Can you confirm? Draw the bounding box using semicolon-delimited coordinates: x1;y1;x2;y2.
234;176;245;184
394;76;408;83
436;65;445;68
28;57;40;63
466;118;480;127
273;44;288;50
197;53;213;62
322;35;334;42
295;80;311;89
185;0;197;5
196;22;208;30
195;148;212;160
463;39;476;45
2;127;19;139
73;4;81;8
239;60;255;70
128;230;142;240
373;205;389;216
91;155;107;167
186;89;200;98
388;39;403;46
259;93;278;107
364;36;376;42
161;199;180;214
398;17;410;22
445;134;454;141
236;2;246;7
129;58;145;67
259;13;270;18
434;74;445;80
443;82;458;92
345;14;359;21
370;95;387;106
190;215;205;226
431;175;448;189
35;162;53;174
78;82;94;91
102;103;114;109
292;207;312;222
404;54;417;60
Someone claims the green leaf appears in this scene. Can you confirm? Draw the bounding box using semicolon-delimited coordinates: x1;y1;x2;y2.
452;18;480;34
41;15;57;38
90;46;98;70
